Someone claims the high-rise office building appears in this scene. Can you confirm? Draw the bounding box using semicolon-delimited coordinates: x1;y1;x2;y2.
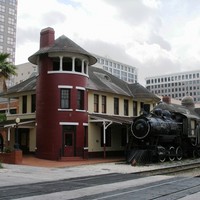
93;54;138;83
0;0;18;64
146;70;200;103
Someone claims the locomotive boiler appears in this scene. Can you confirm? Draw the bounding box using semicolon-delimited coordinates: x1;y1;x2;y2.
127;96;200;164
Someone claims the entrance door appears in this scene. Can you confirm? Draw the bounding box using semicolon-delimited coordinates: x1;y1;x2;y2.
63;126;75;157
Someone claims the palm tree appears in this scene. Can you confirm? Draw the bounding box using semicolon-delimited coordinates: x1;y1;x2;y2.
0;53;17;92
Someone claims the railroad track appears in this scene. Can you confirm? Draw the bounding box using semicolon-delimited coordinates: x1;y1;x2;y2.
134;159;200;176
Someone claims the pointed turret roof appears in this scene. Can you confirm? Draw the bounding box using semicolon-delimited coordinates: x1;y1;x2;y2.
28;35;97;65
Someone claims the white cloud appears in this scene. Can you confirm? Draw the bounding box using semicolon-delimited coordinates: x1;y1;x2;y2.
15;0;200;85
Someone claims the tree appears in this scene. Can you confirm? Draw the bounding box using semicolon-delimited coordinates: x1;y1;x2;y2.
0;53;17;92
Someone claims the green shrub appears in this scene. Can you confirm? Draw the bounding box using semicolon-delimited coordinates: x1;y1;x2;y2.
0;113;6;122
3;146;12;153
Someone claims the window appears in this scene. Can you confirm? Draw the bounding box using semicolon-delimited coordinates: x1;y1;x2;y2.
61;89;70;109
63;57;72;71
75;58;82;72
77;90;84;110
8;18;15;25
101;127;111;147
94;94;99;113
31;94;36;113
7;37;14;45
114;97;119;115
133;101;137;116
22;96;27;113
0;35;3;42
102;96;106;113
0;25;3;32
124;99;129;116
9;8;15;15
53;57;60;70
0;5;5;12
0;15;4;22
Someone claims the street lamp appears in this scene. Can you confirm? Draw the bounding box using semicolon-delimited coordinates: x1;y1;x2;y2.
14;117;20;150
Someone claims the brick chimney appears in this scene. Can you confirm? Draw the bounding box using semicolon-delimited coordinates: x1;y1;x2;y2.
40;27;55;48
162;96;171;104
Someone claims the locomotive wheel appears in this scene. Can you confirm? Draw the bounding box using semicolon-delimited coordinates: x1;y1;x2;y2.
169;146;175;161
176;146;183;161
158;146;166;163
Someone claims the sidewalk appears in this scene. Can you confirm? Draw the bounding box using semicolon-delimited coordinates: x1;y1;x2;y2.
0;156;139;188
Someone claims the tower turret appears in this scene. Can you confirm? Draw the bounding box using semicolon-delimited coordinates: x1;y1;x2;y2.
28;27;97;160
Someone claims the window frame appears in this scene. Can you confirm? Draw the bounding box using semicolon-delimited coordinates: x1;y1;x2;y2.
114;97;119;115
102;95;107;113
124;99;129;116
22;95;27;114
77;89;84;110
94;94;99;113
60;88;71;109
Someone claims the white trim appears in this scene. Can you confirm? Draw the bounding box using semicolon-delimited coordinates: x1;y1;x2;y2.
4;120;36;128
76;86;85;90
76;109;86;112
59;122;79;126
58;108;73;112
47;71;89;78
58;85;73;89
83;123;88;126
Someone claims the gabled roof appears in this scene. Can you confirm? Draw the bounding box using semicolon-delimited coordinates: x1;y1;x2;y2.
87;67;131;96
87;67;160;101
28;35;97;66
2;75;37;96
0;67;160;102
128;82;159;101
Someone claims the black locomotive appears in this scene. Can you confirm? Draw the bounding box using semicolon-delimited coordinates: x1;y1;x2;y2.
127;96;200;164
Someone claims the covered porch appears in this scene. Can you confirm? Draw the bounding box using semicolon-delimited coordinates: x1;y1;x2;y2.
0;118;36;153
88;113;133;158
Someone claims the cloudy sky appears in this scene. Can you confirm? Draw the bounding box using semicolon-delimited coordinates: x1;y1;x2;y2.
16;0;200;85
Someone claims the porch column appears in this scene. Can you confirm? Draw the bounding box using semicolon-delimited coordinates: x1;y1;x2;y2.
7;127;11;145
103;121;106;159
81;60;84;73
103;120;112;159
72;57;75;72
59;56;63;71
126;125;129;143
7;98;10;114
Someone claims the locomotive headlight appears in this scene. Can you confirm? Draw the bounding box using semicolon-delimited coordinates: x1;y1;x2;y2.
131;118;150;139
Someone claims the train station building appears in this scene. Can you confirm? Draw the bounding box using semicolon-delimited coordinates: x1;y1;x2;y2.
0;27;159;161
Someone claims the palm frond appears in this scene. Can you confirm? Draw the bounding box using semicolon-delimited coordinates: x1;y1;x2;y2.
0;53;17;79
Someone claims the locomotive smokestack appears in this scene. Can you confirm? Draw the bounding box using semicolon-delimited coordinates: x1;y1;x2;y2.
162;96;171;104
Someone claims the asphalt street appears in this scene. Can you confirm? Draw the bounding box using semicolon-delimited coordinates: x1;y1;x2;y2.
1;162;200;199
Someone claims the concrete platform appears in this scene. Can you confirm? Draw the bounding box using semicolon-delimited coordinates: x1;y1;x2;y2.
21;155;124;168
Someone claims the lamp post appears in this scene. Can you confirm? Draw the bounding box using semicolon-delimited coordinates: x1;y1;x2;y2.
14;117;20;150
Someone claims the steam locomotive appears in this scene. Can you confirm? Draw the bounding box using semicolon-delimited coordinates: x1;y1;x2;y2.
127;96;200;164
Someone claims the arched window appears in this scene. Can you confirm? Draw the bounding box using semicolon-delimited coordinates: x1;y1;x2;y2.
63;57;72;71
75;58;82;72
